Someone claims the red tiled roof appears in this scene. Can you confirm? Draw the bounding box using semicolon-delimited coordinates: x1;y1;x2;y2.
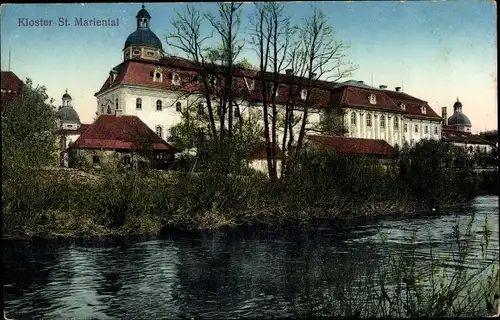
1;71;23;107
442;131;496;146
384;90;441;119
329;86;403;113
250;141;283;159
307;135;397;156
95;57;439;119
71;115;172;151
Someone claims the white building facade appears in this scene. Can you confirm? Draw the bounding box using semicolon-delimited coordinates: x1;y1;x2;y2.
96;6;443;154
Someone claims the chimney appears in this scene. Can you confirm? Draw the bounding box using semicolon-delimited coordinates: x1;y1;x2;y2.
285;69;293;76
379;85;387;90
442;107;447;126
395;86;401;92
115;108;123;117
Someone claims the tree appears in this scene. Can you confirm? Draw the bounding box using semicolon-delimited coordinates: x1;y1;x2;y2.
235;57;256;70
2;78;57;176
249;3;356;180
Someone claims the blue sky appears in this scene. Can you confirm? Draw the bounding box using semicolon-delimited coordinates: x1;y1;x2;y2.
0;1;496;132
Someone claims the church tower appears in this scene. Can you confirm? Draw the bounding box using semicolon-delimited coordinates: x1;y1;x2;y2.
123;5;164;61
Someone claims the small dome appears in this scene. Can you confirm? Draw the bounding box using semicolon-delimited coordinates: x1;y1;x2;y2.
448;113;471;126
62;92;72;100
56;106;81;124
453;99;462;110
136;5;151;19
124;29;163;50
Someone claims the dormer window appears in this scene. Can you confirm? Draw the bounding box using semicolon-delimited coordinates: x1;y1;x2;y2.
301;89;308;100
171;73;180;86
133;50;140;56
151;67;163;82
400;103;406;111
421;106;427;114
368;94;376;105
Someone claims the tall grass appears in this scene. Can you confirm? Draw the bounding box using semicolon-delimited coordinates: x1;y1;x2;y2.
2;140;491;238
289;216;499;318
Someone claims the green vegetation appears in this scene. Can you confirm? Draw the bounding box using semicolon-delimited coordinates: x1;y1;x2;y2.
289;215;499;318
3;134;491;239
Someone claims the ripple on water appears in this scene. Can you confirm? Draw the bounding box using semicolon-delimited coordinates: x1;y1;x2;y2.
3;196;499;319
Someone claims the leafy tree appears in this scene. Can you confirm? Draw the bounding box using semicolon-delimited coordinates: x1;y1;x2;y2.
2;78;57;175
235;57;256;70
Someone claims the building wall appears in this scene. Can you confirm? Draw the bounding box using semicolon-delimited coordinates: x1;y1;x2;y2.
248;159;282;177
343;107;441;147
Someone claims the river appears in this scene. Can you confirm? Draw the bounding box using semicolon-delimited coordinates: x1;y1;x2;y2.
3;195;498;319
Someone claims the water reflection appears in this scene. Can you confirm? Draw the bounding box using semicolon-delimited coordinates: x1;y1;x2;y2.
3;196;498;319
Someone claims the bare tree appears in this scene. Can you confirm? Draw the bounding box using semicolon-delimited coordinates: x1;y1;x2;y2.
250;3;357;179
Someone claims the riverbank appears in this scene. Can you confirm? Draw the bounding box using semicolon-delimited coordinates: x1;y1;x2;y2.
3;142;491;240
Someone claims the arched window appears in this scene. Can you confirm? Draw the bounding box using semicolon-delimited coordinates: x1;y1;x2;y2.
380;115;386;128
366;114;372;127
156;100;162;111
136;98;142;110
172;73;180;85
115;98;119;110
106;105;112;114
350;112;356;125
176;102;182;112
155;125;163;138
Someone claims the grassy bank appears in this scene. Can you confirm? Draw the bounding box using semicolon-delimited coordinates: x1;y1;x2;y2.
2;140;487;239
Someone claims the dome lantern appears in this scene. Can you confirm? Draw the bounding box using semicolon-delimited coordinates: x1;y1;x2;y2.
123;5;163;61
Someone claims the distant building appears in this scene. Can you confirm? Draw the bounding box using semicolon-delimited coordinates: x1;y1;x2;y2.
306;135;397;163
69;114;173;169
0;71;23;109
441;99;496;154
54;90;90;167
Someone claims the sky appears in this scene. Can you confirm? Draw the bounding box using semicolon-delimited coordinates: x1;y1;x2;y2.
0;1;497;133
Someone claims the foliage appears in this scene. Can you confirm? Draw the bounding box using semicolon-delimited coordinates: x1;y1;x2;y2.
478;129;498;144
2;78;57;175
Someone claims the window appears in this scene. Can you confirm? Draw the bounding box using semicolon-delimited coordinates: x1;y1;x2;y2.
172;73;180;85
147;51;154;57
176;102;182;112
152;68;163;82
421;106;427;114
301;89;307;100
115;98;119;110
234;107;240;118
434;126;438;134
424;125;429;134
410;139;415;146
394;117;399;130
101;104;105;114
350;112;356;125
136;98;142;110
133;50;140;55
107;106;112;114
380;115;386;128
92;155;100;164
368;94;376;105
404;124;408;133
197;103;204;116
366;114;372;127
155;126;163;138
156;100;162;111
400;103;406;111
67;124;73;128
415;124;419;133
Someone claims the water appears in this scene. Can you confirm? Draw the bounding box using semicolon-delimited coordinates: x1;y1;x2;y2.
3;196;498;319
